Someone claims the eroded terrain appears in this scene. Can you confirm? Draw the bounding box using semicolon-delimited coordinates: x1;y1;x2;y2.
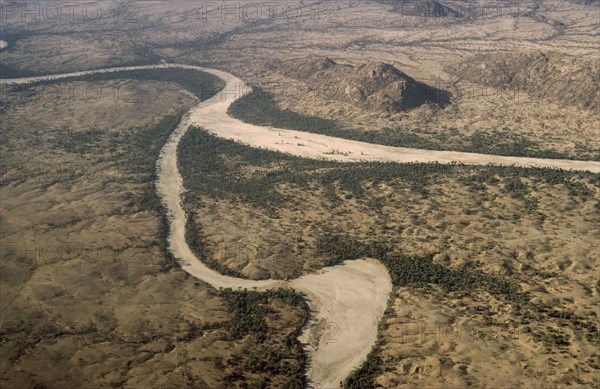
1;0;599;388
0;77;307;389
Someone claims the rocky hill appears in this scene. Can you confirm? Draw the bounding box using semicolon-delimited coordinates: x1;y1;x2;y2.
449;51;600;112
275;57;450;113
382;0;462;18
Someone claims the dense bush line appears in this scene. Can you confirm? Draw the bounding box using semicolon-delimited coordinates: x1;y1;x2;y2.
132;113;185;266
220;288;309;388
24;68;225;101
322;230;599;387
228;87;598;160
179;128;596;209
185;210;248;278
317;232;524;299
221;288;307;340
344;339;384;389
177;126;322;208
36;69;225;268
228;87;338;133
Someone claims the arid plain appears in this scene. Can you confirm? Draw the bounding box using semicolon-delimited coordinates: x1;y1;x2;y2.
1;1;599;388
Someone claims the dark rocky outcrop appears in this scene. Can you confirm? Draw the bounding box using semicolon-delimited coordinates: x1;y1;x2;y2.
277;57;451;112
448;51;600;112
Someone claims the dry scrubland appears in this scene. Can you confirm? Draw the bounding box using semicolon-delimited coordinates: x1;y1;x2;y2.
1;1;598;158
0;80;306;388
178;128;599;387
244;54;599;160
1;0;600;388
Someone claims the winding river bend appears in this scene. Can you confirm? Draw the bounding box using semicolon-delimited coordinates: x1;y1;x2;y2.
2;64;598;388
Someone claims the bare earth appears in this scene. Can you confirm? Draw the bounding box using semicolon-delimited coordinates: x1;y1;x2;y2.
188;68;599;173
3;64;597;388
2;64;598;173
290;260;391;388
2;66;393;387
154;75;392;388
